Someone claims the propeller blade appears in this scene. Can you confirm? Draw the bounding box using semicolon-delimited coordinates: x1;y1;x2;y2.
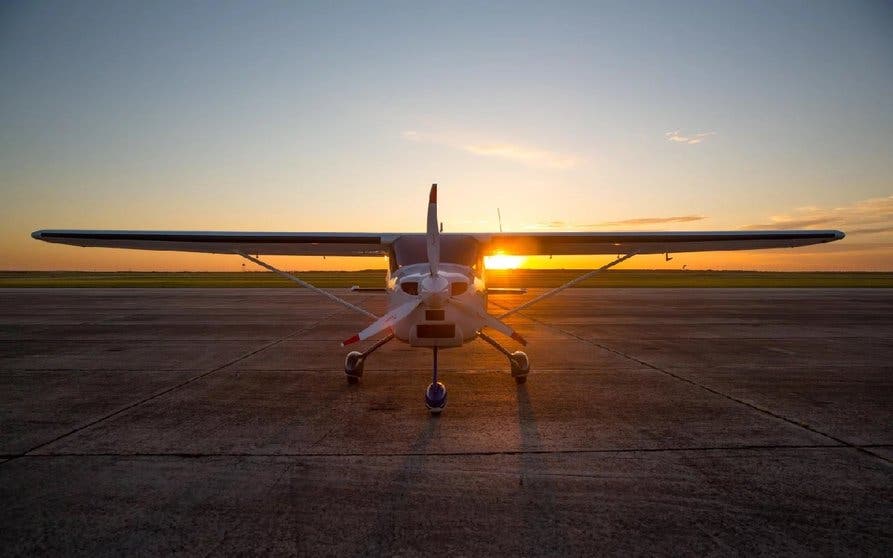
342;299;420;346
427;183;439;277
451;298;527;345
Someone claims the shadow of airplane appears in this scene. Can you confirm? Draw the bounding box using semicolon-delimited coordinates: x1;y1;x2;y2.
516;383;571;554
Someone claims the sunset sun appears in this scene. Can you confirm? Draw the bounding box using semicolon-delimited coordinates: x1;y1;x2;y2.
484;253;525;270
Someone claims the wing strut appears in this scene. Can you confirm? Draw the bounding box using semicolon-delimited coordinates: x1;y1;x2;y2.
497;253;636;319
236;252;378;319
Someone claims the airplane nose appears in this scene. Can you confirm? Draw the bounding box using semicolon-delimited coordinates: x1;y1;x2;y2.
835;231;846;240
420;275;450;307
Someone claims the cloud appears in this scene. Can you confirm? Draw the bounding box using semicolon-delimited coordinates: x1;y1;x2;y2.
849;225;893;235
741;217;838;230
743;195;893;236
665;130;716;145
522;220;569;230
523;215;705;230
402;130;578;169
402;130;426;142
598;215;706;226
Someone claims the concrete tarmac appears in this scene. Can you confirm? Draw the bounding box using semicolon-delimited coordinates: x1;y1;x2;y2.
0;288;890;556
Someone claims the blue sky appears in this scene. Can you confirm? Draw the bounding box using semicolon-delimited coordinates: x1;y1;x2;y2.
2;1;891;270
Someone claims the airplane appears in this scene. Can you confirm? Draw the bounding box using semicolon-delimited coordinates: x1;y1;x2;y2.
32;184;845;413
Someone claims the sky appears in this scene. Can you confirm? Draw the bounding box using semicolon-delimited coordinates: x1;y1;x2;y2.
1;0;892;271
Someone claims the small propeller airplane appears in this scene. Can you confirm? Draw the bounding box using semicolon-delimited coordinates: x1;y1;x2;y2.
33;184;844;413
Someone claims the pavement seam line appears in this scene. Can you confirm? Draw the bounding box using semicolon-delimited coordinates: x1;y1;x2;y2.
5;334;889;342
0;443;853;459
489;300;892;465
4;301;361;463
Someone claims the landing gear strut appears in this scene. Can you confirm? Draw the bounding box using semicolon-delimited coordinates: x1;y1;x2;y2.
425;346;447;414
478;330;530;384
344;333;394;384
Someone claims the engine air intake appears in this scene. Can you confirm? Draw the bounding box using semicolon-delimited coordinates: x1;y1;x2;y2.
417;324;455;338
401;281;418;295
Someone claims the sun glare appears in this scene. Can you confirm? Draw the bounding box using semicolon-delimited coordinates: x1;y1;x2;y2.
485;253;525;270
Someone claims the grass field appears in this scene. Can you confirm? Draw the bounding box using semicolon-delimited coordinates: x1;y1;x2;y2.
1;270;891;288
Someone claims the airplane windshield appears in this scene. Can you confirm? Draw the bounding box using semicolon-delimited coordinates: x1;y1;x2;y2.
391;235;479;270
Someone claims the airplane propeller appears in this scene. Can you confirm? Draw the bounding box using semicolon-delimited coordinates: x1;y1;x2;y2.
342;183;526;347
427;183;439;277
450;297;526;345
341;299;420;346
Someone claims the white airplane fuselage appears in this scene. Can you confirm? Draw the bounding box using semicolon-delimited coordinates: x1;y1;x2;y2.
386;262;487;348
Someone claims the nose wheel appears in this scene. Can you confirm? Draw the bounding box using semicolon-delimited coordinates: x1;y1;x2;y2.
425;347;447;414
425;381;447;413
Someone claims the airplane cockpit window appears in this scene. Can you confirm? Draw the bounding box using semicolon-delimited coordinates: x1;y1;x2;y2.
390;235;479;272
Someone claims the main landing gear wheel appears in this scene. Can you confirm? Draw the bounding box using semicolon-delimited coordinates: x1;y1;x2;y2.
510;351;530;384
477;331;531;386
344;351;364;384
342;334;395;385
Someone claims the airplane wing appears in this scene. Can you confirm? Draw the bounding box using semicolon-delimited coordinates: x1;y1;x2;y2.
32;229;845;257
472;230;845;256
31;230;396;256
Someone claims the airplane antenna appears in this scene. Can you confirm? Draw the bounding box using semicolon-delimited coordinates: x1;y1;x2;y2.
497;208;503;233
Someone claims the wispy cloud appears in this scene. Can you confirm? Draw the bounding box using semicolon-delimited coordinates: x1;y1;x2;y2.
741;217;838;230
402;130;578;169
849;225;893;235
523;215;706;230
599;215;705;226
522;220;570;230
743;195;893;236
665;130;716;145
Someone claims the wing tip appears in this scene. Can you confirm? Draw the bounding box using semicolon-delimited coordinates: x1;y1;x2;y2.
429;183;437;204
341;334;360;347
511;332;528;346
